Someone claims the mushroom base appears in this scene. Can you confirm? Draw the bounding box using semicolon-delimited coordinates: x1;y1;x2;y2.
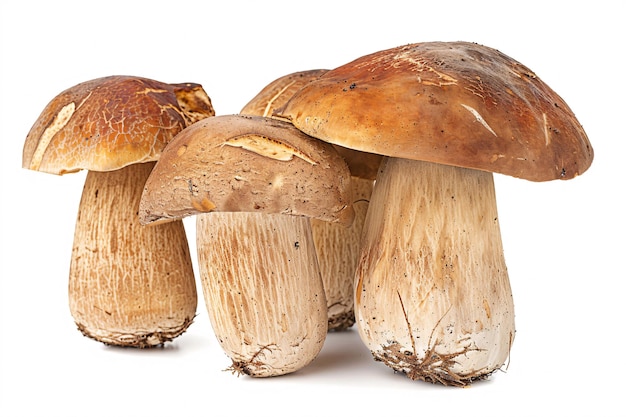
69;162;197;348
355;158;515;386
197;212;328;377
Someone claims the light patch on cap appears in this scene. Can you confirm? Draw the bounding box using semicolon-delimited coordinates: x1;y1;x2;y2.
543;113;551;146
507;66;538;80
393;50;458;86
358;48;458;87
460;104;497;137
418;70;457;87
136;87;169;95
29;101;76;170
262;80;296;117
270;173;284;189
223;134;317;165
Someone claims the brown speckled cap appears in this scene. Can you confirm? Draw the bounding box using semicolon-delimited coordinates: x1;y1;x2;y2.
274;42;593;181
139;114;354;226
22;75;215;175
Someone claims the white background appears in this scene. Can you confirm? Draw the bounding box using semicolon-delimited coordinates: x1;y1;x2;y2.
1;1;623;416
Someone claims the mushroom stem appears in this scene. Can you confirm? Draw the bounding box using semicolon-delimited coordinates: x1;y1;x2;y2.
69;162;197;347
310;176;373;330
355;157;515;386
197;212;328;377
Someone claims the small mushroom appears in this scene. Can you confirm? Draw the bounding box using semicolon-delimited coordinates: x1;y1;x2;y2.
139;114;353;376
274;42;594;385
241;69;381;330
22;75;215;347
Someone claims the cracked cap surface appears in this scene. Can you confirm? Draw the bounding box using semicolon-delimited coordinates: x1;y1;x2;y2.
22;75;215;175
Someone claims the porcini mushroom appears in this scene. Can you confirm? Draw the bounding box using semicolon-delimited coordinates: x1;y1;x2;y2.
139;114;353;376
310;147;380;330
241;69;381;330
273;42;594;385
22;75;215;347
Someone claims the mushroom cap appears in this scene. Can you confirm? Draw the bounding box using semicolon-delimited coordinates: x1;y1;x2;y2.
274;42;593;181
22;75;215;175
139;114;354;226
241;69;330;117
242;69;383;180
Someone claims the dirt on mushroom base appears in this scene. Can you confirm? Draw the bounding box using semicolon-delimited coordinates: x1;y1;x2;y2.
370;293;505;387
225;344;280;376
76;316;194;348
374;341;495;387
327;304;356;331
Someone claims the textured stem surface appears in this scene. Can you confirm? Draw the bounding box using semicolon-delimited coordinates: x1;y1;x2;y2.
197;212;327;377
355;158;515;386
69;162;197;347
311;176;373;330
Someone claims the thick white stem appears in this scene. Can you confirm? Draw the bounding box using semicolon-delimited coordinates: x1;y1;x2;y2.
310;176;373;330
69;162;197;347
355;157;515;386
197;212;328;377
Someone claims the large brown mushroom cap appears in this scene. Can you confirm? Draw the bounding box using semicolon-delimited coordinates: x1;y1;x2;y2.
22;75;215;174
274;41;593;181
139;114;354;226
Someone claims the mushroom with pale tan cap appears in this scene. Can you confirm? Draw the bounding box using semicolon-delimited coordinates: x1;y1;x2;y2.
22;75;215;347
273;41;594;385
241;69;382;330
139;114;354;376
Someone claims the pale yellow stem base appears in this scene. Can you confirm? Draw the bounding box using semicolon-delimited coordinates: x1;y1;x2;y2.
197;212;328;377
355;158;515;386
69;162;197;347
